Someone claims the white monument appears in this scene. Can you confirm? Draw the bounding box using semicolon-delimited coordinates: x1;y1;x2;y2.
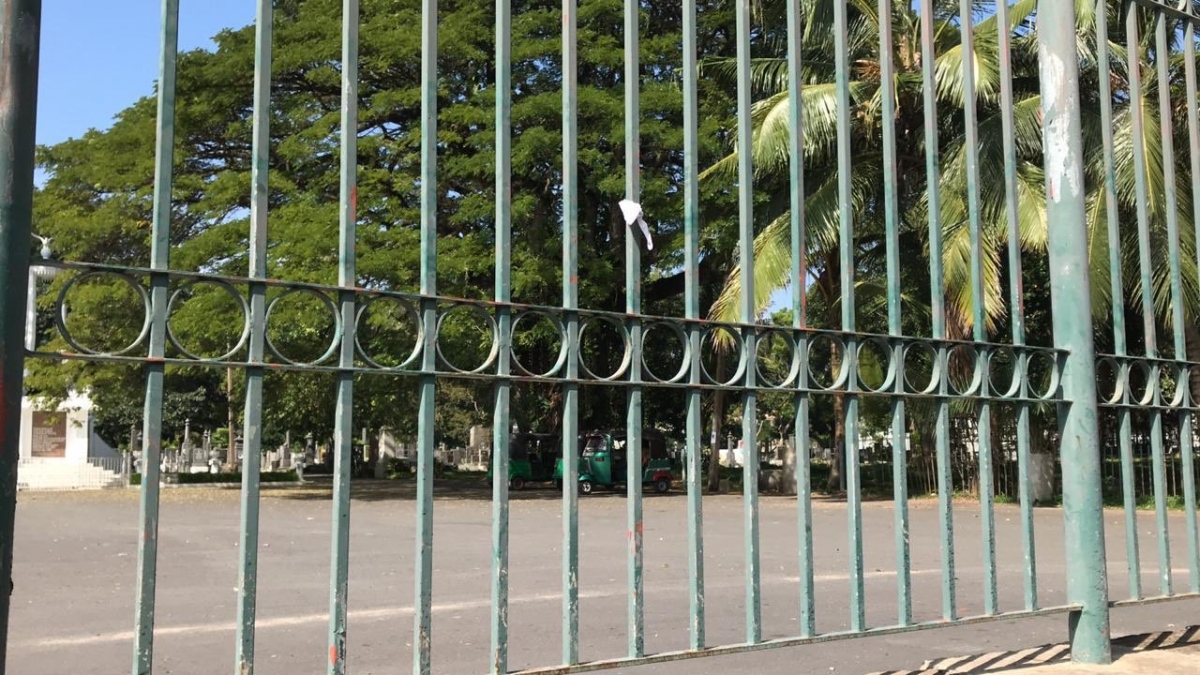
16;392;124;490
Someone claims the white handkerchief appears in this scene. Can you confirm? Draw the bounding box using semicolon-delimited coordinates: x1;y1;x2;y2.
618;199;654;251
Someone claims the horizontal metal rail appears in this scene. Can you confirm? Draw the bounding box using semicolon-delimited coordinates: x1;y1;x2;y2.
513;606;1081;675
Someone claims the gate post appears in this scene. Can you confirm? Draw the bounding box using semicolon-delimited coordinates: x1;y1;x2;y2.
1037;0;1111;665
0;1;41;671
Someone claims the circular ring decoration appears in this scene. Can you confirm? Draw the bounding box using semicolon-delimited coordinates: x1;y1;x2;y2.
165;279;251;362
855;337;896;394
700;325;748;387
1171;364;1190;408
946;344;982;397
434;303;500;375
902;341;940;395
1024;349;1062;401
56;271;153;357
986;346;1021;399
1161;362;1186;409
1094;356;1124;405
755;328;799;389
1129;360;1154;406
264;288;343;366
510;310;569;378
641;320;691;384
806;333;851;391
578;314;632;381
354;295;424;370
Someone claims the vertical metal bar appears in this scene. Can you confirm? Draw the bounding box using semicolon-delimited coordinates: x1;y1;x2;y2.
681;0;705;652
959;0;996;616
0;1;41;670
734;0;761;643
1156;9;1186;599
1095;0;1140;602
623;0;644;657
413;0;438;668
877;0;909;627
327;1;358;672
997;0;1036;612
786;0;814;640
920;0;955;622
561;0;580;664
236;1;272;670
133;2;179;671
1126;6;1172;597
834;0;863;633
489;0;512;668
1039;1;1112;663
1182;2;1200;594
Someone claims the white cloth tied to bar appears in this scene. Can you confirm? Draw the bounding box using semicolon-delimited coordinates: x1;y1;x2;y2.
618;199;654;251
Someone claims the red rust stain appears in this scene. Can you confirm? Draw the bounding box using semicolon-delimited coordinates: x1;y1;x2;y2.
329;644;338;666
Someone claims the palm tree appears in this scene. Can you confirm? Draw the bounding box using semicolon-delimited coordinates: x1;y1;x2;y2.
702;0;1200;491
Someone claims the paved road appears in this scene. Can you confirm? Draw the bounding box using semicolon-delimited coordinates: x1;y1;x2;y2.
8;480;1199;674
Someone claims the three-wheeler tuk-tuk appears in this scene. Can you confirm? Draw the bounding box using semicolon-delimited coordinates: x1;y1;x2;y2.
488;432;560;490
578;429;674;495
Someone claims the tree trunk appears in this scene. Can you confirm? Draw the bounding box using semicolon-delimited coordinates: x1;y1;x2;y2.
781;438;797;495
226;367;236;468
825;325;846;493
1188;324;1200;410
707;350;728;492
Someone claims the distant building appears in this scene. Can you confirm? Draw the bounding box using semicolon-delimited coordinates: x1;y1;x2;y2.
17;392;124;490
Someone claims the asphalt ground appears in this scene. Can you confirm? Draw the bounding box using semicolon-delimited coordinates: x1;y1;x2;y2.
8;479;1199;674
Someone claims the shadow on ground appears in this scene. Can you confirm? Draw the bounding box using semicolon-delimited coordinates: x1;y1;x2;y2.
868;625;1200;674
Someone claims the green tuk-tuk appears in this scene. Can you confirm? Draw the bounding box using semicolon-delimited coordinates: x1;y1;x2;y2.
578;429;674;495
488;432;560;490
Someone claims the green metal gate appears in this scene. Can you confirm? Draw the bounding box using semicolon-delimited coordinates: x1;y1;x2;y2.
1;0;1199;673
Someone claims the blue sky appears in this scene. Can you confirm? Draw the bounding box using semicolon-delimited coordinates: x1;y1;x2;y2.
37;1;253;148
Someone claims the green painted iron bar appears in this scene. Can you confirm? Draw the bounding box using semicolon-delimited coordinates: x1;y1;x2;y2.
734;0;760;643
623;0;645;658
35;344;1079;400
1181;3;1200;594
324;1;362;671
1131;0;1200;25
877;0;910;627
1126;6;1172;598
511;606;1082;675
1096;0;1141;602
1109;591;1200;607
561;0;581;662
681;0;705;651
327;2;358;671
920;0;955;623
1039;0;1113;663
235;2;273;670
785;0;814;639
958;0;996;616
0;0;41;669
833;0;864;633
1156;8;1188;596
133;2;179;671
413;0;438;669
996;0;1036;612
489;0;513;669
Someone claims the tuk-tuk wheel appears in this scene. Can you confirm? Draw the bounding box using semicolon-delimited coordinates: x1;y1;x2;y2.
580;480;595;495
653;478;671;494
510;477;526;491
